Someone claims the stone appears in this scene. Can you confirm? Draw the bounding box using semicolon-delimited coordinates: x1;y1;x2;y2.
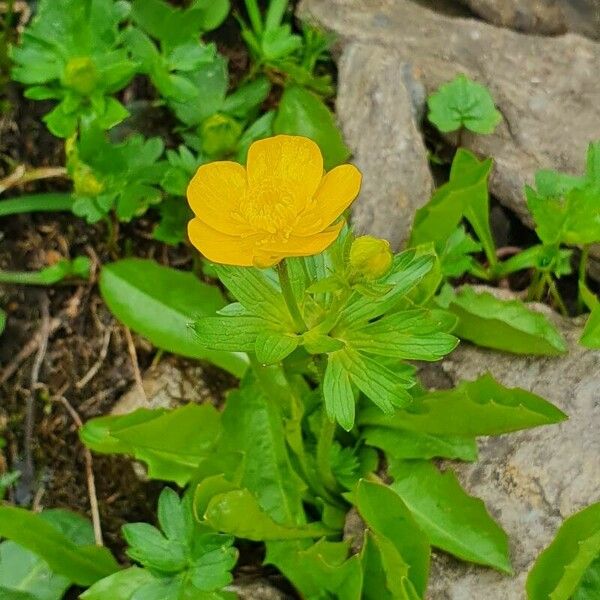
421;298;600;598
231;578;291;599
300;0;600;228
111;357;214;414
458;0;600;39
336;43;433;248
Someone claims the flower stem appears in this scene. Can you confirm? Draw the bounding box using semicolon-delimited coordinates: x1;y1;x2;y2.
277;260;307;332
577;245;590;312
545;274;568;316
0;192;74;217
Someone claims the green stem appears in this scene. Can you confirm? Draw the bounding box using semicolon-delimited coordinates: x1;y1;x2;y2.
578;245;590;312
0;193;74;217
244;0;263;34
265;0;288;30
277;260;307;332
545;275;568;317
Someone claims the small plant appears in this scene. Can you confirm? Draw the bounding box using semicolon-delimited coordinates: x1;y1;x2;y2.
11;0;138;137
427;73;502;135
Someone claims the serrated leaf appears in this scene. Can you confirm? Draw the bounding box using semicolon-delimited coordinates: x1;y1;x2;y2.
80;404;221;486
363;427;478;462
339;349;413;413
356;480;430;596
389;460;512;573
123;523;187;573
274;85;350;170
324;352;355;431
360;372;566;436
204;489;330;540
99;259;248;376
410;150;494;265
437;285;567;355
427;74;501;134
214;265;291;325
219;377;305;525
255;331;299;364
343;309;458;361
527;502;600;600
0;507;119;587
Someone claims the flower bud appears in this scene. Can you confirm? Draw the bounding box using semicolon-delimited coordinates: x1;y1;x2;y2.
349;236;393;280
63;57;98;96
199;113;242;157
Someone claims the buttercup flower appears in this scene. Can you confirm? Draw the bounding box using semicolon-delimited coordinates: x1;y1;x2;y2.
186;135;362;267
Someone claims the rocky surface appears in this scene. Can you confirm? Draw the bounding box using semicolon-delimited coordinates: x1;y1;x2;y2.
458;0;600;38
336;43;433;247
111;357;214;414
300;0;600;231
421;305;600;598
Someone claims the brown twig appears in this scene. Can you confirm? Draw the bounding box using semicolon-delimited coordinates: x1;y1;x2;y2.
56;396;103;546
75;327;112;389
21;295;51;495
123;326;146;403
0;165;68;194
496;245;523;259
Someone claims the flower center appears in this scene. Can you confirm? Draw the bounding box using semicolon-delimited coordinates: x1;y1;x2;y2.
234;185;301;240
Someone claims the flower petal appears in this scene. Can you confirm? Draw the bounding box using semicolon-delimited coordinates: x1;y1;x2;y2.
256;221;344;263
246;135;324;206
296;164;362;235
187;161;249;234
188;218;256;266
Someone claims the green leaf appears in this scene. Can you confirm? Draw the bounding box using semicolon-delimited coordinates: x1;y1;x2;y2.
574;554;600;600
99;259;248;376
427;74;502;134
363;427;478;462
0;509;98;600
80;404;222;486
266;539;363;600
343;309;458;361
527;502;600;600
204;489;330;540
439;226;482;278
193;313;272;352
410;150;495;265
214;265;291;325
219;377;305;524
123;523;187;574
389;460;512;573
80;567;155;600
255;331;299;364
0;506;119;587
356;480;430;597
274;85;350;170
324;352;356;431
0;309;5;336
437;285;567;355
339;349;413;413
360;373;566;436
361;532;421;600
580;304;600;349
192;0;230;32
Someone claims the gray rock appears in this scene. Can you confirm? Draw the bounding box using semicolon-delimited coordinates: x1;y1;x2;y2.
422;303;600;598
458;0;600;39
111;357;214;414
230;578;291;599
300;0;600;228
336;43;433;248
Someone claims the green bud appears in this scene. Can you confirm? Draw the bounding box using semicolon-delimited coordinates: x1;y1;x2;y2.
63;57;98;95
199;113;242;157
349;235;393;280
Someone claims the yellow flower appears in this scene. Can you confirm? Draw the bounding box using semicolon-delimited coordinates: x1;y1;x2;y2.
186;135;362;267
